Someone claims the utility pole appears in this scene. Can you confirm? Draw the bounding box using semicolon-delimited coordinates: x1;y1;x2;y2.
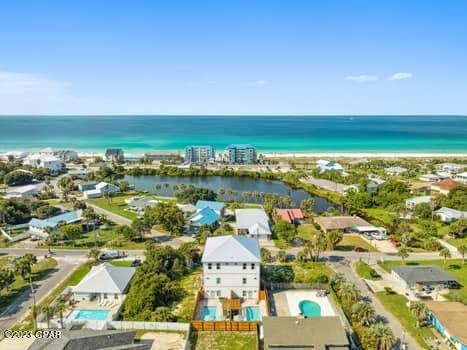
29;276;37;331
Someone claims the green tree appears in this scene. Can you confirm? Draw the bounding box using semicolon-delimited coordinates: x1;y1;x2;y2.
326;230;343;250
260;248;272;263
276;250;287;263
409;301;428;328
338;282;361;308
152;306;175;322
131;218;150;240
144;202;185;235
397;244;409;264
369;323;394;350
175;186;217;204
439;247;451;264
351;300;376;326
60;224;82;241
0;268;15;295
458;245;466;264
274;219;297;243
118;180;131;192
87;248;101;264
300;198;315;215
58;176;74;202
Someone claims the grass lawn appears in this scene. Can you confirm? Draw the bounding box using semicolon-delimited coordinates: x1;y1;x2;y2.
40;228;116;249
378;259;467;303
0;257;58;313
336;234;378;252
263;261;333;283
88;194;138;220
174;269;202;322
68;263;92;286
45;199;74;210
110;260;134;267
446;236;467;248
363;208;396;226
376;291;435;349
190;331;256;350
353;261;382;280
296;223;320;241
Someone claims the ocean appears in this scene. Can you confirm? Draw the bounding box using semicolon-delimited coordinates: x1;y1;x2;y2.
0;115;466;154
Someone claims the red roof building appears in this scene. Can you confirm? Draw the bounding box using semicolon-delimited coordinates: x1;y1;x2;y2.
275;209;304;224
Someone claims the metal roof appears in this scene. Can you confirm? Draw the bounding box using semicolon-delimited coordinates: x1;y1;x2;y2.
201;235;261;263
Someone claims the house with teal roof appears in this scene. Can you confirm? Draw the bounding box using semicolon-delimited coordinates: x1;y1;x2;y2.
187;207;220;234
195;200;225;216
28;209;83;239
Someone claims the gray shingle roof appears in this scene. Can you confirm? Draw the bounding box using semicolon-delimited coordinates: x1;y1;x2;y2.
393;265;457;285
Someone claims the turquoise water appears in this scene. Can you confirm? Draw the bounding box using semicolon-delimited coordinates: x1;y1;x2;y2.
73;309;110;320
202;306;217;320
0;115;466;153
245;306;261;321
299;300;321;317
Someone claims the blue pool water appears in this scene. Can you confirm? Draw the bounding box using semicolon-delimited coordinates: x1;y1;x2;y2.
245;306;260;321
73;309;110;321
299;300;321;317
202;306;217;320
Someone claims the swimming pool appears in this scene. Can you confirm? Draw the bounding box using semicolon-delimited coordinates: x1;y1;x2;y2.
202;306;217;320
72;309;110;321
299;300;321;317
245;306;260;321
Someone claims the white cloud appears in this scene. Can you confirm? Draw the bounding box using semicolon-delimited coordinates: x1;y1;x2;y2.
252;79;270;86
344;75;378;82
389;72;414;80
0;70;81;114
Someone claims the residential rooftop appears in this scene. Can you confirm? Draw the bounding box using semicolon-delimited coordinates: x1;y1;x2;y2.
392;265;457;285
201;235;261;263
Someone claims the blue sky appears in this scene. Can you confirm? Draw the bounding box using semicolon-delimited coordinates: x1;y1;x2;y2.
0;0;466;115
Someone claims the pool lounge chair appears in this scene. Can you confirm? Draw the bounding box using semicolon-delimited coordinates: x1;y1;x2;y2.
233;315;243;321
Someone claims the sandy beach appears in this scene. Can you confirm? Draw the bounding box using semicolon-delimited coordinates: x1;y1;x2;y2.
262;152;467;159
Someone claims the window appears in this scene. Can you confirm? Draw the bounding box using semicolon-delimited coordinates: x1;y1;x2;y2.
216;277;221;284
251;264;255;270
216;263;220;270
216;290;221;297
242;278;247;284
243;263;247;270
242;291;247;297
208;263;212;270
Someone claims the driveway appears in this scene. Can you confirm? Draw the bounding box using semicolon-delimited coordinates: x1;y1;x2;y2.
330;259;420;350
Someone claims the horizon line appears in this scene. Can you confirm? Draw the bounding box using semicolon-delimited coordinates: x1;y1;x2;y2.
0;114;467;117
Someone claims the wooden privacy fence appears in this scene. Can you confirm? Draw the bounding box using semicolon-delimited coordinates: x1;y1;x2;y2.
191;320;258;332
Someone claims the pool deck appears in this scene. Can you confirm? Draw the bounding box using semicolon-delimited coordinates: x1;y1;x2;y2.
195;298;267;321
65;299;122;322
270;290;336;317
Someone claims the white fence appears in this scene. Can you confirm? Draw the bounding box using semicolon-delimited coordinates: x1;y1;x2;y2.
108;321;190;332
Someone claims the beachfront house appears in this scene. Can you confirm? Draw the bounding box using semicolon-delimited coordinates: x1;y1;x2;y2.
262;316;350;350
313;215;372;233
72;263;136;302
431;179;465;195
224;144;257;164
78;181;98;192
384;166;407;176
454;171;467;184
39;147;78;162
435;207;467;223
275;208;304;224
23;154;63;173
83;182;120;199
105;148;124;162
316;159;344;172
405;195;431;210
143;151;180;162
202;235;261;299
28;209;83;239
425;301;467;350
392;265;457;290
187;207;220;233
195;200;225;216
235;209;272;240
185;145;215;164
435;163;466;174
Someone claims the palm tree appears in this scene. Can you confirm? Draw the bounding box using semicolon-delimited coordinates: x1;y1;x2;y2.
397;244;409;264
369;323;394;350
457;245;466;264
87;248;101;265
439;247;451;264
351;300;376;326
339;282;361;307
409;301;428;328
54;301;66;328
218;188;225;196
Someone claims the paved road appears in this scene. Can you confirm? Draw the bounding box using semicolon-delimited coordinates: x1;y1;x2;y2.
330;259;421;350
0;257;83;332
86;202;194;248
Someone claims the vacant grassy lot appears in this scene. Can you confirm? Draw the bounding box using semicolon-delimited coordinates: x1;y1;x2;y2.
263;261;333;284
354;261;381;280
190;331;256;350
336;234;378;252
88;194;138;220
0;257;58;312
447;236;467;248
379;259;466;303
174;269;202;322
296;223;320;241
376;291;435;349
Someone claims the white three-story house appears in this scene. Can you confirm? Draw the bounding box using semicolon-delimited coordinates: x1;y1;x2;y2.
201;235;261;300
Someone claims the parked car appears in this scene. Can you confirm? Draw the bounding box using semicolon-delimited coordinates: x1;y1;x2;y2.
353;247;368;252
99;250;126;261
130;259;142;267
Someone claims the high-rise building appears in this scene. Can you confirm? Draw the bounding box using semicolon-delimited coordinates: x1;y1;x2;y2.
185;145;215;163
225;144;257;164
